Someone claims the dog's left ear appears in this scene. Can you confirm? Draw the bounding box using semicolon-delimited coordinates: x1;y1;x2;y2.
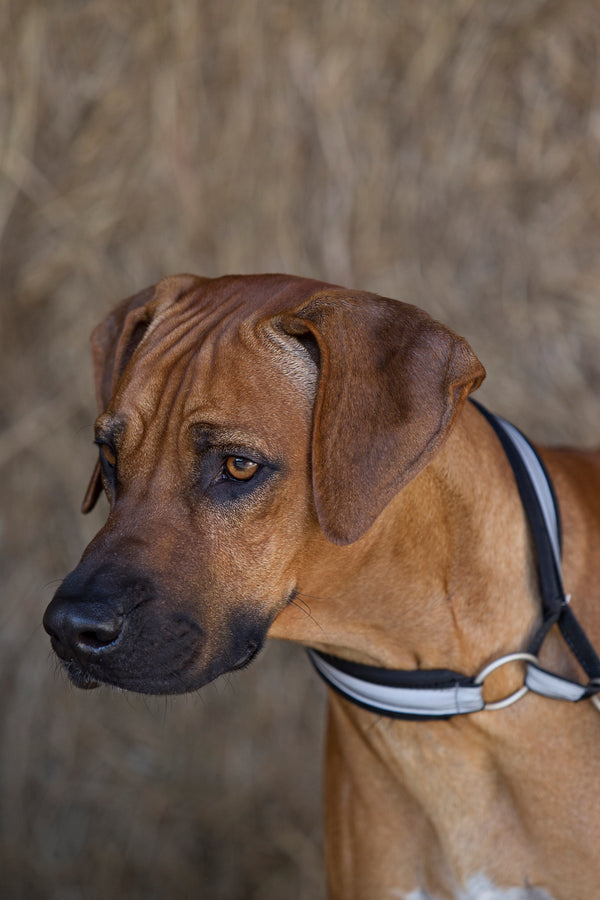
280;289;485;545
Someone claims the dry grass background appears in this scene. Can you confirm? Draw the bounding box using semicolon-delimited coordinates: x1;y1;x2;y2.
1;1;600;898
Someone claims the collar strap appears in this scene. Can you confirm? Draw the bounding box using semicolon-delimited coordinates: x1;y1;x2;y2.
308;402;600;719
308;650;486;718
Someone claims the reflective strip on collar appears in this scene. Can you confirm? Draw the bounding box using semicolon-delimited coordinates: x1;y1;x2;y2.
490;416;561;570
525;663;589;702
307;649;485;717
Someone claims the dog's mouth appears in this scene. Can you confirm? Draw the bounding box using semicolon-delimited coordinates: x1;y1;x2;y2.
229;638;263;671
57;634;265;694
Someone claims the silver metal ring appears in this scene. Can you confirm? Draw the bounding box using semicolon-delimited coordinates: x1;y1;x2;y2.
474;652;539;712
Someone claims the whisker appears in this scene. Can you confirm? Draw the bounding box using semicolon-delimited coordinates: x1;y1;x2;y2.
294;590;327;603
289;596;325;633
292;594;312;616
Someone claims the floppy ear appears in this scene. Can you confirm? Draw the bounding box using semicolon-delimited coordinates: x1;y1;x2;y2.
81;285;157;513
280;289;485;545
81;275;207;513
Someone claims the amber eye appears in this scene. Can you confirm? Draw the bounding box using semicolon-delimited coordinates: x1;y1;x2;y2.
224;457;259;481
100;443;116;467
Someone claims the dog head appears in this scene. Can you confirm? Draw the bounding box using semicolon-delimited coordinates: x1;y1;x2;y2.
43;274;484;693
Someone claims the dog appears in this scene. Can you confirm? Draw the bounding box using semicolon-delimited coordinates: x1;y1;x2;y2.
43;274;600;900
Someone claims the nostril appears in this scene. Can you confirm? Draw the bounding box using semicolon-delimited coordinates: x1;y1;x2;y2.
43;594;124;658
77;621;122;651
79;630;106;650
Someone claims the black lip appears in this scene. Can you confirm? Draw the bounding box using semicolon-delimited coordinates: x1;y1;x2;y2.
62;658;101;690
229;640;263;671
53;618;267;694
60;647;263;694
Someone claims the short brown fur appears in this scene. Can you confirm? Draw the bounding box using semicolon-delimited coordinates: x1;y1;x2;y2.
44;274;600;899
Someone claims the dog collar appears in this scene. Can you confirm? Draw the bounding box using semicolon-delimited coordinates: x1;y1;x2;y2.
308;401;600;719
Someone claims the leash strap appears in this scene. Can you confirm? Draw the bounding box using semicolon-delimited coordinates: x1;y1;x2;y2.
308;403;600;719
472;401;600;684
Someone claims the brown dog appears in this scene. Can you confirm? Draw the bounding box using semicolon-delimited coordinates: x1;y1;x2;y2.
44;274;600;900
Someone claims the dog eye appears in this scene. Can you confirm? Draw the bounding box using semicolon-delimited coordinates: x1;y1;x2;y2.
223;457;259;482
98;443;116;467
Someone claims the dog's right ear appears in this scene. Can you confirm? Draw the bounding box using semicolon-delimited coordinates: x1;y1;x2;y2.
81;284;157;513
90;287;157;414
81;275;206;513
82;275;207;512
82;275;205;513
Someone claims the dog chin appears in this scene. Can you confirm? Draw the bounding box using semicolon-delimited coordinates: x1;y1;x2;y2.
62;659;101;690
60;638;266;695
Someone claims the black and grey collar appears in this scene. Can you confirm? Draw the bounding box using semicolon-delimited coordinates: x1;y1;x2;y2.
308;401;600;719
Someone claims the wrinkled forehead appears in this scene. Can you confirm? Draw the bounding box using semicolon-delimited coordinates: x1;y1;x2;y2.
146;271;331;343
107;274;321;440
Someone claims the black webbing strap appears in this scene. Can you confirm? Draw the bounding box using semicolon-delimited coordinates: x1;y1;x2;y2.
472;400;600;681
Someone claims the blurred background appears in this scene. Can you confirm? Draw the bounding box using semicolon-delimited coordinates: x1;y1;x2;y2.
2;1;600;898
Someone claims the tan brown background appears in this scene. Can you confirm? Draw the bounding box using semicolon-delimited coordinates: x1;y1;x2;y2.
2;2;600;898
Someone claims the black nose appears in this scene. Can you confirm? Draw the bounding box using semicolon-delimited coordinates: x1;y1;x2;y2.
43;593;124;659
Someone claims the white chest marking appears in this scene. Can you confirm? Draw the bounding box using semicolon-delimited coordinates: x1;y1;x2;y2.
404;873;555;900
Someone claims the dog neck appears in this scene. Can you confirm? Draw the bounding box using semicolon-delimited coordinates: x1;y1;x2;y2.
271;400;547;686
271;400;600;898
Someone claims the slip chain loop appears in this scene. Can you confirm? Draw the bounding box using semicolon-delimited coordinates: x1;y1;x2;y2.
474;652;540;712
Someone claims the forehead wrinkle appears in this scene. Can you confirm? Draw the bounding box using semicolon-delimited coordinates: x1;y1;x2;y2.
109;356;195;468
130;293;250;398
117;283;320;462
180;323;316;433
127;274;326;408
145;346;199;449
147;280;253;350
135;304;210;373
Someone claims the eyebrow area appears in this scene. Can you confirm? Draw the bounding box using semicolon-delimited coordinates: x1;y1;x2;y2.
190;422;277;462
94;415;127;446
